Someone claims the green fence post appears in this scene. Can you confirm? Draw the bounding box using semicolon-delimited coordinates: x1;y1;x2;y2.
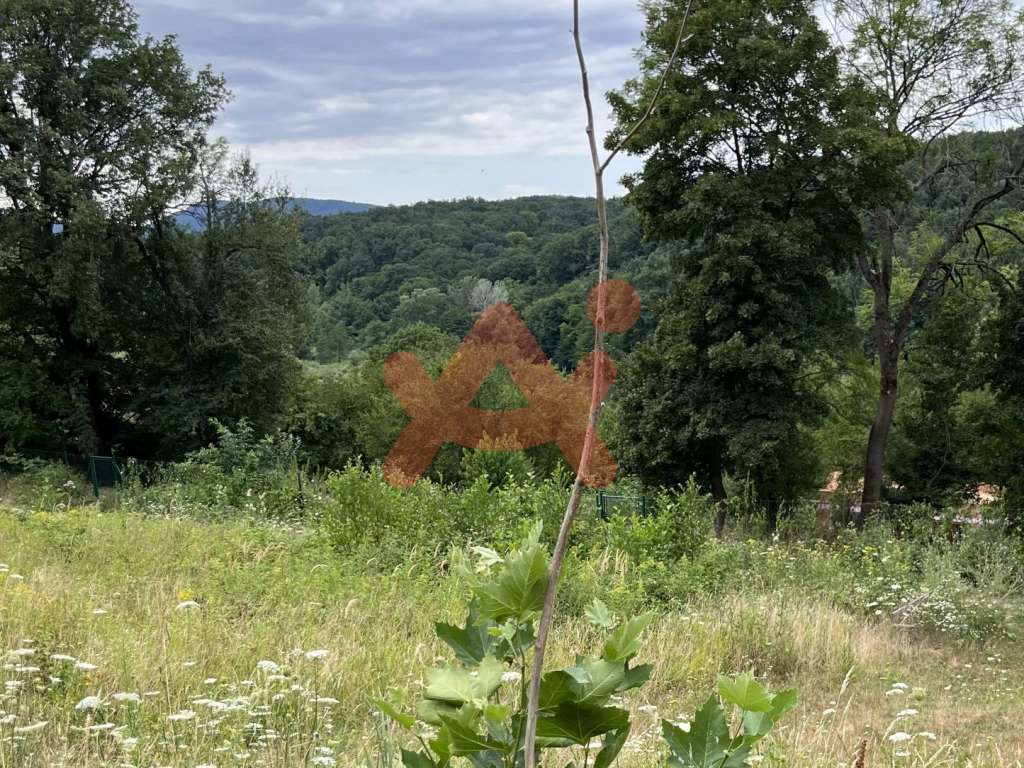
88;456;99;499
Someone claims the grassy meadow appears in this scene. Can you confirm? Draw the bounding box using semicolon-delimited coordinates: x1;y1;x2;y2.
0;462;1023;768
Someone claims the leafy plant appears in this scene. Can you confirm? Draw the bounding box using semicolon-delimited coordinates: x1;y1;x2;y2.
663;674;797;768
377;523;655;768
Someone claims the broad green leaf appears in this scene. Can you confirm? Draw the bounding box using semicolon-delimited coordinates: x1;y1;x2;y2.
567;658;626;707
539;670;578;709
441;716;511;756
472;537;548;622
741;688;798;738
436;601;494;665
663;695;729;768
376;698;415;730
535;703;629;746
718;674;773;713
618;663;652;693
602;612;655;663
424;656;503;705
401;749;436;768
585;598;616;630
482;703;510;727
429;727;452;766
417;699;462;726
593;724;631;768
475;655;504;700
472;546;504;568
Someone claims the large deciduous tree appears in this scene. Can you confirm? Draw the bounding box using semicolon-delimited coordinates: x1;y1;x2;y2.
0;0;225;452
825;0;1024;520
0;0;308;457
608;0;904;529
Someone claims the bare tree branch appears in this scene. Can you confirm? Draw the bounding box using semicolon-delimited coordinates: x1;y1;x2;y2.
600;0;693;174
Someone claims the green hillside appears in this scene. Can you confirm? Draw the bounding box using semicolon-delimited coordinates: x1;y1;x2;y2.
300;196;671;368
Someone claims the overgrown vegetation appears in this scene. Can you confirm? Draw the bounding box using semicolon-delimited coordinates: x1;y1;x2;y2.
1;463;1023;765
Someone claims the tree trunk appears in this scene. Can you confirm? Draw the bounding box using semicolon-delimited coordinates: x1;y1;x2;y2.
710;462;727;537
859;350;899;526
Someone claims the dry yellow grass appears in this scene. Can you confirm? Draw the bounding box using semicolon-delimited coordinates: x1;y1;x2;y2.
0;507;1021;767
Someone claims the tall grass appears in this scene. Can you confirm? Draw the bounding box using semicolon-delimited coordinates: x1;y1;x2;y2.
0;464;1022;766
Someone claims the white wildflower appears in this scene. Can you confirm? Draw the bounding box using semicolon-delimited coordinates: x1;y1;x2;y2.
916;732;938;741
113;693;142;704
305;649;329;661
888;732;912;743
167;710;195;722
256;660;280;674
75;661;98;671
13;721;47;735
75;696;102;710
175;600;200;611
896;708;918;718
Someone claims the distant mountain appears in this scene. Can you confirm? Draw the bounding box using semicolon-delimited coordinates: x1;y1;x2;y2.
290;198;373;216
174;197;372;230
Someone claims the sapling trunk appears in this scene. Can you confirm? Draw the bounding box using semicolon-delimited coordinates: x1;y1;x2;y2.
521;2;691;764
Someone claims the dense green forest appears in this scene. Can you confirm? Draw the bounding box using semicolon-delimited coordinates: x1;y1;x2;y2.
1;0;1023;527
301;196;666;367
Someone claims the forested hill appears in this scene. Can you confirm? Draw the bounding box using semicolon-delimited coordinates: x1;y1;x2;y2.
300;196;674;368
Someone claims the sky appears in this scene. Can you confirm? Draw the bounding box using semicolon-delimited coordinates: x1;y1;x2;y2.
132;0;648;206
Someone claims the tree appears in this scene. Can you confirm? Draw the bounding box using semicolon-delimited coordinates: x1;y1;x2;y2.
825;0;1024;520
120;144;311;456
0;0;226;452
607;0;902;527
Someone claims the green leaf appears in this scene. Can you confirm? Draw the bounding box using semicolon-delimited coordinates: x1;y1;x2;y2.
535;703;629;746
424;656;503;705
602;612;655;663
472;535;548;622
741;688;798;738
618;663;652;693
436;601;494;665
482;703;510;727
539;670;577;709
471;546;504;568
417;699;462;726
429;727;452;766
401;749;436;768
441;716;512;756
567;658;626;707
663;695;730;768
585;598;616;630
376;698;415;730
718;674;773;713
593;724;631;768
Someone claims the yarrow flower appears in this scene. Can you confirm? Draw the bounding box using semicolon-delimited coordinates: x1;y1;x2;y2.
75;696;102;710
13;721;47;735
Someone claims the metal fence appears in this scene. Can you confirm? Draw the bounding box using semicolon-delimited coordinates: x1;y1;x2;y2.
2;449;124;498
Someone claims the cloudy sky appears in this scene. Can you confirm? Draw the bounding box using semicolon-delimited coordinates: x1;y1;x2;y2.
132;0;647;205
